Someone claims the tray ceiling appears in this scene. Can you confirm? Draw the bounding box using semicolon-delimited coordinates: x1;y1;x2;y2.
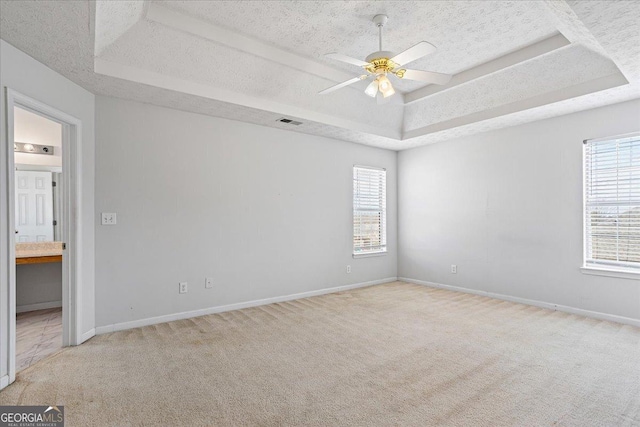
1;0;638;151
159;0;559;93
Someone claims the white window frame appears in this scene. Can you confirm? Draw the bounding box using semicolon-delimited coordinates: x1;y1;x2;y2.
353;165;387;258
582;132;640;280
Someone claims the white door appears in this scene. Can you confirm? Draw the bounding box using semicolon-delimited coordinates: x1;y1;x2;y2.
14;171;54;242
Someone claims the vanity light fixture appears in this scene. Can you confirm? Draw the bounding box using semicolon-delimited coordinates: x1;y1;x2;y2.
14;142;54;155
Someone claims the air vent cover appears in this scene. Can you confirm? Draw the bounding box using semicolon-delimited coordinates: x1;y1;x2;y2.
277;118;303;126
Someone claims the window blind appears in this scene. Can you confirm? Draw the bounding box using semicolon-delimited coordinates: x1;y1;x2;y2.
584;134;640;270
353;166;386;255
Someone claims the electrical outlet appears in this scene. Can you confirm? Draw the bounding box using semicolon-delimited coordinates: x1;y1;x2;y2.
346;265;351;274
451;265;457;274
205;277;213;289
179;282;188;294
101;213;117;225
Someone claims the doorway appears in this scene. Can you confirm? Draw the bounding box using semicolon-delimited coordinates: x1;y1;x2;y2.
13;106;64;371
4;89;82;385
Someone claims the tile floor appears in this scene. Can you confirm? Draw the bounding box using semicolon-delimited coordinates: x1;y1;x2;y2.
16;308;62;371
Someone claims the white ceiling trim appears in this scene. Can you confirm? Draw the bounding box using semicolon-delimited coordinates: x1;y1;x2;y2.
94;57;402;140
144;3;361;92
404;72;629;139
95;1;146;56
404;33;571;104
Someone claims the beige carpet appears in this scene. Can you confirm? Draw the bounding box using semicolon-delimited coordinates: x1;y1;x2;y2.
1;281;639;426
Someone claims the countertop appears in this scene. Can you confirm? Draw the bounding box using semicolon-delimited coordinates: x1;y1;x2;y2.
15;242;63;258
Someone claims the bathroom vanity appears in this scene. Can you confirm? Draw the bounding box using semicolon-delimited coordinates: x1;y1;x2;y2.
15;242;63;264
15;242;63;312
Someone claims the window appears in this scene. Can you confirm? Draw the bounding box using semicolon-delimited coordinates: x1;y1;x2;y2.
584;133;640;272
353;165;386;256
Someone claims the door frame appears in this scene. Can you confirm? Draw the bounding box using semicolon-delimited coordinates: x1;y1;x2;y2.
3;88;83;385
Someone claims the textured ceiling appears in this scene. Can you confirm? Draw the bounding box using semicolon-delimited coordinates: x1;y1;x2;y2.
158;0;558;93
567;0;640;82
0;0;638;151
94;0;145;55
98;19;404;133
404;44;620;131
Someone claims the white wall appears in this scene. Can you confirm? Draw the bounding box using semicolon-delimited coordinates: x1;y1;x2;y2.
94;96;397;329
399;99;640;323
0;39;95;382
14;106;62;167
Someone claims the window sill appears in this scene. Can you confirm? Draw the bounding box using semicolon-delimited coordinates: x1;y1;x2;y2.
353;251;387;259
580;266;640;280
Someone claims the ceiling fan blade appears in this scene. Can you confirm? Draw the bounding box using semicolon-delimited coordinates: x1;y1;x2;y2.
398;69;452;85
318;76;366;95
390;41;437;66
325;53;370;67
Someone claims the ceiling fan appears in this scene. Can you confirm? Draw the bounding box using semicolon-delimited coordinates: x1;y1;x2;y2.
319;14;451;101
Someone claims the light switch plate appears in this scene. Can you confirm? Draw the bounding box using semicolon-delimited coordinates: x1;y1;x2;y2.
205;277;213;289
101;213;117;225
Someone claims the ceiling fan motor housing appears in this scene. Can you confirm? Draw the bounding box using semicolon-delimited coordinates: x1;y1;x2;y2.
365;51;397;75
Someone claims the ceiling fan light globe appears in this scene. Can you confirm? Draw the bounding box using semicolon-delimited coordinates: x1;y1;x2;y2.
365;79;379;97
378;75;391;89
378;75;395;98
381;86;395;98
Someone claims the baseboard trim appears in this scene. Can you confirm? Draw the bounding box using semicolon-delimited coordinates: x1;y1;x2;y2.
399;277;640;328
79;328;95;345
16;300;62;313
0;375;9;390
96;277;398;335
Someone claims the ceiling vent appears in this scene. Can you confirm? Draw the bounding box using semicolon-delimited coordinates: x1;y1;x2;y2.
277;118;303;126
